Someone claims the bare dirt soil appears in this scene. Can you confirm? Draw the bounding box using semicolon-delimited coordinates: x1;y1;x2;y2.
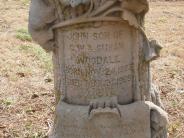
0;1;184;138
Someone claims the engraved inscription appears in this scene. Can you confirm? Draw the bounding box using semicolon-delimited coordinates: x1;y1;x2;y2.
59;23;135;104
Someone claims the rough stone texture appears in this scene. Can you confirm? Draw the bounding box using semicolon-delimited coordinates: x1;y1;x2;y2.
51;101;151;138
56;21;140;105
29;0;169;138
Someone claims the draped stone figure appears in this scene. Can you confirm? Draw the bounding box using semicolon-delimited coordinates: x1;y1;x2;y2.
29;0;168;138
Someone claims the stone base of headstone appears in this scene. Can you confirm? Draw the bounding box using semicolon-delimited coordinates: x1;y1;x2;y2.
50;101;152;138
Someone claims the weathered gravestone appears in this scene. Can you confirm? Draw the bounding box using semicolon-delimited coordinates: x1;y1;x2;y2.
29;0;169;138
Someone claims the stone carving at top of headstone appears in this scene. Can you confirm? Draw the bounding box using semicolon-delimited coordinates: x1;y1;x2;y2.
29;0;168;138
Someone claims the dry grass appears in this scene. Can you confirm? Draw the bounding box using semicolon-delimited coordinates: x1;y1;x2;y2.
0;0;54;137
145;2;184;137
0;0;184;138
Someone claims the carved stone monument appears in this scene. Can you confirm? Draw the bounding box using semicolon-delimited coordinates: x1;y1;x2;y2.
29;0;168;138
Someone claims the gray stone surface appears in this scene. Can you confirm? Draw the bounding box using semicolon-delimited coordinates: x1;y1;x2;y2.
56;21;138;105
51;101;151;138
29;0;169;138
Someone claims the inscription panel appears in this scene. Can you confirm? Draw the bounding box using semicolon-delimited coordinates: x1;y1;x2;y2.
58;22;135;104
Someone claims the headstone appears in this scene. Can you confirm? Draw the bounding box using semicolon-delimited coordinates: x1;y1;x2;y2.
29;0;169;138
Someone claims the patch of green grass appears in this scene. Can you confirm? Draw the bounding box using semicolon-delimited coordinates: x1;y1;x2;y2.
16;28;32;42
171;100;178;107
21;0;30;6
24;122;46;138
30;132;45;138
25;122;33;131
1;98;14;106
18;44;53;72
158;17;167;23
168;121;181;136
